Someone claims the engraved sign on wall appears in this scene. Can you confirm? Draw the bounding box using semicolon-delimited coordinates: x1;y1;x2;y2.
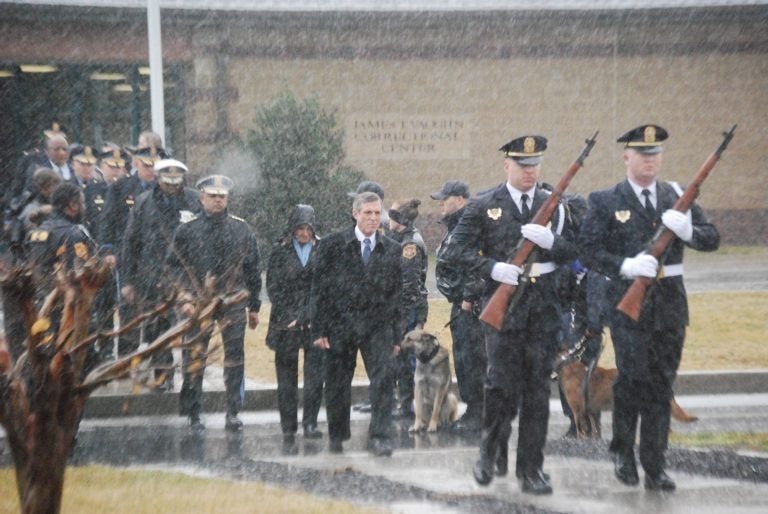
346;115;470;160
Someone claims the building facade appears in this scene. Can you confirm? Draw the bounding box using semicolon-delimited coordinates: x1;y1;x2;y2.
1;2;766;244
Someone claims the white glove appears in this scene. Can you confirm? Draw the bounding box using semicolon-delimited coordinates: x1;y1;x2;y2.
662;209;693;242
620;253;659;279
521;224;554;250
491;262;524;285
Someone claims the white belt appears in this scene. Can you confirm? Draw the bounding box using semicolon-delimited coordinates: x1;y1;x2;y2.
660;264;683;278
528;261;557;277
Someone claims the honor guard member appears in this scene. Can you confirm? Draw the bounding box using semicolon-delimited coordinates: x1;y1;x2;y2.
388;198;429;418
167;174;262;432
121;157;200;389
432;180;486;433
578;125;719;491
442;135;578;494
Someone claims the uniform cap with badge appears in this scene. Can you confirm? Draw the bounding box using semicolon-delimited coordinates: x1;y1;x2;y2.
69;144;98;164
196;174;234;195
430;180;470;200
155;158;188;185
100;148;129;168
617;124;668;154
134;145;167;166
499;135;548;166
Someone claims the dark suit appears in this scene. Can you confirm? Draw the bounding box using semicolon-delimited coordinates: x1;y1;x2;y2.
443;183;577;478
310;227;402;445
266;238;324;436
579;178;719;476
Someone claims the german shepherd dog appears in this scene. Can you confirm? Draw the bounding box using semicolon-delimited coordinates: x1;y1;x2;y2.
556;349;698;439
400;330;459;432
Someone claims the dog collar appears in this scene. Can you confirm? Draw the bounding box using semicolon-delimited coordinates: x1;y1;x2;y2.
417;345;440;364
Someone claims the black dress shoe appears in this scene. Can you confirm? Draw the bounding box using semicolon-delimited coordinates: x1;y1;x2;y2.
282;434;298;455
303;424;323;439
369;438;393;457
520;469;553;495
515;468;550;481
225;413;243;433
614;452;639;486
645;470;676;491
189;414;205;432
329;439;343;454
473;460;493;486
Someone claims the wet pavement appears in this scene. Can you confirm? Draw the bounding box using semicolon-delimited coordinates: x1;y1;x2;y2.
3;392;765;513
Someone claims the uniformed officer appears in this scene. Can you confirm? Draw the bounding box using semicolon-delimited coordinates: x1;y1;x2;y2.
388;198;428;418
27;182;97;320
431;180;486;433
121;157;201;390
98;145;163;358
442;135;578;494
578;125;719;491
67;145;104;234
167;174;261;432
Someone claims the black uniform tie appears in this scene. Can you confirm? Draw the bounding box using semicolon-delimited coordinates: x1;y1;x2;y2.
520;193;531;222
642;189;656;217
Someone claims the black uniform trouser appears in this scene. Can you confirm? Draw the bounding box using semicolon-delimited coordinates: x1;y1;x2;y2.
480;324;558;476
324;333;395;443
180;308;247;417
274;330;325;435
609;321;684;476
449;303;486;417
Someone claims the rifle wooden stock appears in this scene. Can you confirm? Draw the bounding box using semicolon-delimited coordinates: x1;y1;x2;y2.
616;125;737;321
479;131;599;330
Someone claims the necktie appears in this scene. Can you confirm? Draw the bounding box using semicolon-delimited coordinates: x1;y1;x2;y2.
363;238;372;265
642;189;656;217
520;193;531;222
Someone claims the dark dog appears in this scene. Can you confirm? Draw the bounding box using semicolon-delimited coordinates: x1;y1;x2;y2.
400;330;459;432
558;354;698;439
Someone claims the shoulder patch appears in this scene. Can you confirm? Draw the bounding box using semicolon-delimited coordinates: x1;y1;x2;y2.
179;210;197;224
229;215;246;222
402;243;418;260
29;230;49;242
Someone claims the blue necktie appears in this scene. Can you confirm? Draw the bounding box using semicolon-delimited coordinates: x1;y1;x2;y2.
363;238;372;265
520;193;531;222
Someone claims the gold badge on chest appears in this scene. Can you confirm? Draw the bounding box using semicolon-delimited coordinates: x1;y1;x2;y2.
487;208;502;220
615;210;631;223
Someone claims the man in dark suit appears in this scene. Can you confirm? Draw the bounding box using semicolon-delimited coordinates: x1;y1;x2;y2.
442;135;578;494
579;125;719;491
311;191;402;457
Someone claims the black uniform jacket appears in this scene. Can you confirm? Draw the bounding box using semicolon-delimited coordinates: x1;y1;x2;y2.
435;207;484;305
99;175;151;253
28;211;96;297
310;226;402;350
167;210;262;312
391;227;428;326
265;238;316;348
442;183;577;332
121;185;201;299
578;179;719;329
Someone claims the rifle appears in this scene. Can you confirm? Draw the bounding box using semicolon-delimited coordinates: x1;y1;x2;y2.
479;131;599;330
616;125;737;321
